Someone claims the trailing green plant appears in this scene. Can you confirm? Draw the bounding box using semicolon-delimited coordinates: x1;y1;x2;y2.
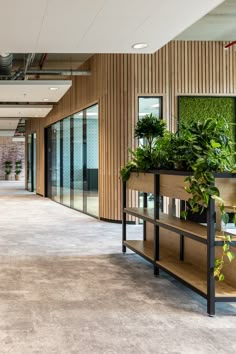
182;117;236;281
120;160;137;182
4;161;12;175
15;160;22;175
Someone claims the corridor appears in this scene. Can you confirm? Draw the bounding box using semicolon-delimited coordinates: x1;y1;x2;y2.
0;182;236;354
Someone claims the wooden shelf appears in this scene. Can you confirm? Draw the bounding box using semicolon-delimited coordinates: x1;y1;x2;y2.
124;240;236;298
124;207;155;222
124;240;154;263
124;207;236;244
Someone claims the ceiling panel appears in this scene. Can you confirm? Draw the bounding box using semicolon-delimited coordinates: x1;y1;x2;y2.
0;0;48;52
0;80;71;102
0;105;53;118
0;0;223;53
176;0;236;40
0;119;19;129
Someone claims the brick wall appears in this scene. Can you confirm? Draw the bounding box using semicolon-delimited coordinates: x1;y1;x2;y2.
0;137;25;180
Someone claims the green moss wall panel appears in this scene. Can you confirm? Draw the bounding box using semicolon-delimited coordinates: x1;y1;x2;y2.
179;96;235;139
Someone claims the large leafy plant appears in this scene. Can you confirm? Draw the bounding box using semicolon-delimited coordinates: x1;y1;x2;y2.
120;115;236;281
120;114;166;181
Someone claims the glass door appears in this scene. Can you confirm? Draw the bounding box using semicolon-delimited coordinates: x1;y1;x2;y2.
73;112;83;211
27;133;36;192
27;134;32;191
85;105;99;216
45;104;99;217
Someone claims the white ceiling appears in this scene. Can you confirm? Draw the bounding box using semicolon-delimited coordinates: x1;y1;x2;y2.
0;119;18;129
0;80;71;134
0;105;53;118
0;118;19;137
176;0;236;40
0;0;224;53
0;80;71;102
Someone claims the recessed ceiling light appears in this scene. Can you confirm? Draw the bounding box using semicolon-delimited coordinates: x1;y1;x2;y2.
49;87;59;91
132;43;148;49
34;115;39;117
43;98;49;101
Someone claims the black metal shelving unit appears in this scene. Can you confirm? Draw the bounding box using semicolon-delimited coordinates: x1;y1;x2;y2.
122;170;236;316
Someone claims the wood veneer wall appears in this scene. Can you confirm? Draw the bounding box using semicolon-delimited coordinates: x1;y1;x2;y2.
26;41;236;220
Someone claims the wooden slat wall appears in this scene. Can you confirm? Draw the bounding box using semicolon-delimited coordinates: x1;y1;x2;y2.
26;41;236;221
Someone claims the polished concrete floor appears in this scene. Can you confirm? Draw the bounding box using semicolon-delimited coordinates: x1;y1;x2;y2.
0;181;236;354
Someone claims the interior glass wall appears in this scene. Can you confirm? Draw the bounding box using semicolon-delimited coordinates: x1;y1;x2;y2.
85;105;99;216
73;112;84;211
27;134;32;191
51;122;61;203
138;97;162;210
27;133;36;192
33;132;36;192
62;118;71;207
46;104;99;217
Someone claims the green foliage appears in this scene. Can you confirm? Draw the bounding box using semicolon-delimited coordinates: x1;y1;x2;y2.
120;112;236;281
120;160;137;182
214;234;235;282
4;161;12;175
179;96;235;141
15;160;22;175
135;113;166;154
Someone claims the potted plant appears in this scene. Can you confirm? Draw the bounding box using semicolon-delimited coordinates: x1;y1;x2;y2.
120;114;236;281
4;161;12;180
15;160;22;181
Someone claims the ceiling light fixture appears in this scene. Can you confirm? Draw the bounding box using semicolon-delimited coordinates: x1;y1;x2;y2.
132;43;148;49
43;98;49;101
49;87;59;91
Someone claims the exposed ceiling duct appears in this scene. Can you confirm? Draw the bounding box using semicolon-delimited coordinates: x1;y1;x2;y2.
11;69;90;80
0;53;13;77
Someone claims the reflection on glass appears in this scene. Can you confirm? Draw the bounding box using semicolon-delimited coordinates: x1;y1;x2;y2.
27;134;32;191
47;104;99;218
85;105;99;216
33;132;36;192
73;112;83;211
138;97;162;212
51;122;61;202
62;118;71;207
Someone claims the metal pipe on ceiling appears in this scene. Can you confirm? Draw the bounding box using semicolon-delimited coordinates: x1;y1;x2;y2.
0;53;13;77
26;69;91;76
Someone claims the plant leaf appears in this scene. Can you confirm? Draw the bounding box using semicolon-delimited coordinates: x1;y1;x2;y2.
226;251;235;262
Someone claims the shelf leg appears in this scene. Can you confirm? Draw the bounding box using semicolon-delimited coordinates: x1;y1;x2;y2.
154;175;160;277
207;300;215;317
154;265;159;277
143;193;147;241
207;191;215;317
180;235;184;261
122;181;127;253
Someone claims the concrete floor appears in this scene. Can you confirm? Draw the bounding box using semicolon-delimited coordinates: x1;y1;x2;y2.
0;181;236;354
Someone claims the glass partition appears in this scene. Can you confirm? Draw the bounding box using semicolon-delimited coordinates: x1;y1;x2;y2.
27;134;32;191
138;97;162;210
85;105;99;216
73;112;83;211
51;122;61;203
62;118;71;207
27;133;36;192
46;104;99;217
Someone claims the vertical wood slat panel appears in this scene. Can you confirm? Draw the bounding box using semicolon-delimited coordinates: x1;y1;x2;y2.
26;41;236;221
